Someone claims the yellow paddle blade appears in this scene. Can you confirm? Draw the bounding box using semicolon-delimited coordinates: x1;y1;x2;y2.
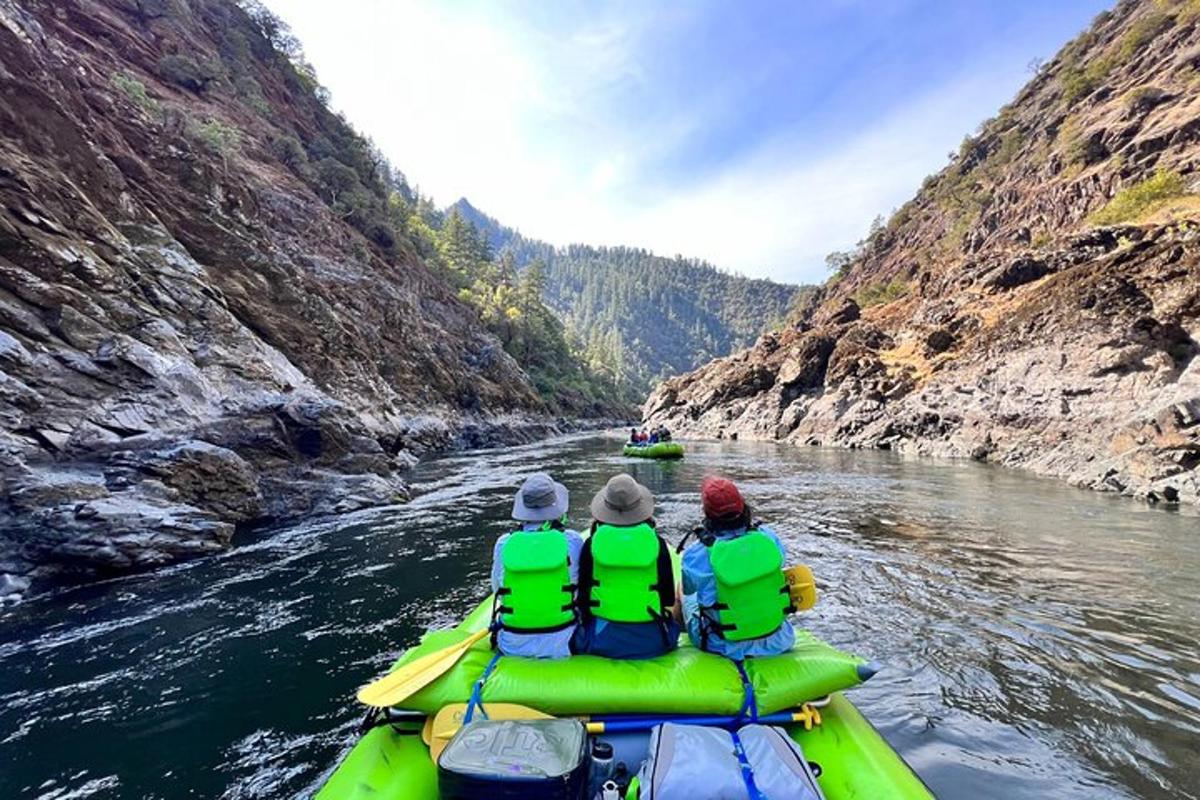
429;732;451;764
784;565;817;611
356;628;490;708
421;714;435;746
430;702;553;741
427;702;554;762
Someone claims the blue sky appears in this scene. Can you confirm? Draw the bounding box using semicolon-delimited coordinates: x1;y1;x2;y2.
264;0;1111;283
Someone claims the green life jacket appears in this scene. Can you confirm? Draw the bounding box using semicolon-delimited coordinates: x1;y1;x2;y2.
587;523;666;623
705;530;791;642
496;528;575;633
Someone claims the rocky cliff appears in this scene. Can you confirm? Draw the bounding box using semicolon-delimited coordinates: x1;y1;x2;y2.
0;0;570;599
647;0;1200;506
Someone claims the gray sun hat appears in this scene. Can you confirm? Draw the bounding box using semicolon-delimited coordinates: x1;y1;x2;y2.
512;472;570;522
590;474;655;526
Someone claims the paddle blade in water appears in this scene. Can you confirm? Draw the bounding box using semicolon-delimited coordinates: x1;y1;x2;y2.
356;628;490;708
785;565;817;611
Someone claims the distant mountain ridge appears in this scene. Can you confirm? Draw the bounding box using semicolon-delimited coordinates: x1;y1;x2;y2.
448;198;809;392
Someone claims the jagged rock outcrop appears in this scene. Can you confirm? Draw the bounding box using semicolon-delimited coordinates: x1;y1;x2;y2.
0;0;578;598
648;1;1200;506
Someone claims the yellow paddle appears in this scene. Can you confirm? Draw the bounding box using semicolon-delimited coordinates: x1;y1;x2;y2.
357;628;490;708
784;565;817;611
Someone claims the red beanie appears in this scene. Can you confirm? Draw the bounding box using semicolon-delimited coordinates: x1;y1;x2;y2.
701;476;745;520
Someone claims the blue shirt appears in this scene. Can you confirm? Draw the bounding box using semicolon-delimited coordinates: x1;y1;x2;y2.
491;524;584;659
681;523;796;658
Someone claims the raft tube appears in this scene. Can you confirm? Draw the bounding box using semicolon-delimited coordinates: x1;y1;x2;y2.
623;441;684;459
317;600;932;799
371;598;873;717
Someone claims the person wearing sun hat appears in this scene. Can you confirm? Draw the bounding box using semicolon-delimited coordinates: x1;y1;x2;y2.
571;474;680;659
490;472;584;658
680;476;796;658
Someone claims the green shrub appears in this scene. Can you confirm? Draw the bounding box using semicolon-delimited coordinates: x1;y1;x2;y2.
111;72;159;114
1057;116;1087;166
1030;230;1051;248
1124;85;1169;111
825;250;856;278
994;127;1023;166
269;134;307;169
233;74;270;115
187;117;240;155
854;278;910;308
157;54;221;93
887;201;915;233
1090;169;1187;225
1061;55;1114;105
1060;29;1099;64
1119;12;1171;60
314;156;361;202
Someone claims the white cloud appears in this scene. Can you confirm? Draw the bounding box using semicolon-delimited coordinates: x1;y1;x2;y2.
607;69;1027;283
265;1;1031;284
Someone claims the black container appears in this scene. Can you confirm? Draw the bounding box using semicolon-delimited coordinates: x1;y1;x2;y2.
438;718;589;800
588;740;615;799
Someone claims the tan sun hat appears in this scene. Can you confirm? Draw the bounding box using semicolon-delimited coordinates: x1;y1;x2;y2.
589;474;654;526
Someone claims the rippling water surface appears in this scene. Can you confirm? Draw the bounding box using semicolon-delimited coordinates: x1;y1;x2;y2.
2;434;1199;799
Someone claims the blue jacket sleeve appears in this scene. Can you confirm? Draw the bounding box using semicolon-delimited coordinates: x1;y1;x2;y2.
564;530;584;583
490;534;508;593
757;524;788;560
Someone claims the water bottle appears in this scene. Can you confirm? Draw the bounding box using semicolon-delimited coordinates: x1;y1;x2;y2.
588;740;615;799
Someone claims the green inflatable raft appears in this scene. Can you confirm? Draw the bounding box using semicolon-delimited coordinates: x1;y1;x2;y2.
623;441;685;459
316;598;933;799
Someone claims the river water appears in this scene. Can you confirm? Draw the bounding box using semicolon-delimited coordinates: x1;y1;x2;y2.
1;434;1198;799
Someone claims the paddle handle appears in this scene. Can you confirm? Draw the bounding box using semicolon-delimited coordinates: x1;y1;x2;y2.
784;565;817;611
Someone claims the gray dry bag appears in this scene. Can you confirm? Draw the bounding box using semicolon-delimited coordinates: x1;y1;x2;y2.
636;723;824;800
437;718;589;800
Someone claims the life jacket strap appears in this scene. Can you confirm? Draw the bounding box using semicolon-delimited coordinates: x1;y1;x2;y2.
646;605;671;647
699;604;737;638
675;526;705;554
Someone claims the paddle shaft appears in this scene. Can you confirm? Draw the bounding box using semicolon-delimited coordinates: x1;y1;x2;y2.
357;628;490;708
585;709;812;734
432;702;821;738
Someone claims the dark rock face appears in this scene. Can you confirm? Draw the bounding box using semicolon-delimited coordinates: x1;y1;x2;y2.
0;0;562;598
982;257;1051;291
649;224;1200;507
646;2;1200;507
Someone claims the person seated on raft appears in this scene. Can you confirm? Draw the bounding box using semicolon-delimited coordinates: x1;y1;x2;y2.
629;427;639;444
572;474;680;659
679;476;795;658
647;429;660;444
490;472;583;659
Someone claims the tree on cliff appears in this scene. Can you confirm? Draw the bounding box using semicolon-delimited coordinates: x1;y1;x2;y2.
426;209;632;410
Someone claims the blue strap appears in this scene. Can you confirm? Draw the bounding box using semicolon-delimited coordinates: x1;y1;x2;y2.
734;660;758;722
464;652;502;723
730;728;769;800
